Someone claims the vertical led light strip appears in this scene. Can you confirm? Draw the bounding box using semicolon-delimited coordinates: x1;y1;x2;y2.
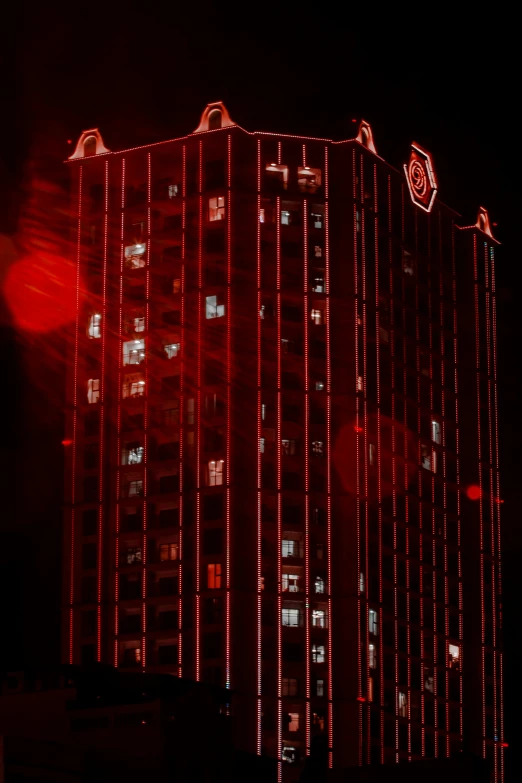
325;144;333;770
179;145;187;678
196;140;203;681
276;139;283;783
398;182;406;763
114;158;125;668
70;165;83;665
141;152;152;669
226;134;232;691
303;144;311;757
412;209;420;761
97;160;109;662
256;139;262;756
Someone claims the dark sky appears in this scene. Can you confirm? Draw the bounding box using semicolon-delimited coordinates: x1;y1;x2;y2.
1;4;520;778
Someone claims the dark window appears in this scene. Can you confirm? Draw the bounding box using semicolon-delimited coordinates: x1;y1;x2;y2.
204;597;223;624
283;642;304;662
82;576;97;603
203;493;223;520
158;441;179;460
119;574;140;600
205;159;225;190
203;527;223;555
81;610;97;637
158;644;177;664
84;444;98;470
162;310;180;326
203;631;222;659
159;475;179;493
204;427;224;452
83;509;97;536
159;508;178;528
82;543;97;570
164;214;182;230
205;359;225;386
159;576;177;596
81;644;96;666
158;610;178;630
282;372;301;390
206;229;225;254
283;403;301;423
83;476;98;502
282;304;302;323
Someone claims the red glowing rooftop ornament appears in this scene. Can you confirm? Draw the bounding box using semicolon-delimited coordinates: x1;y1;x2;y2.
193;101;236;134
475;206;495;239
404;142;438;213
68;129;110;160
356;120;377;155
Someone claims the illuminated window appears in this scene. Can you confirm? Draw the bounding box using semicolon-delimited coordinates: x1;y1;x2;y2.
424;667;434;692
186;398;195;425
312;609;326;628
288;712;299;732
356;210;361;233
168;184;179;198
316;679;325;697
282;677;298;696
126;480;143;498
123;339;145;365
432;419;441;444
282;745;297;764
369;608;379;635
403;250;414;275
369;643;377;669
312;711;325;730
398;691;408;717
313;276;324;293
282;438;297;456
282;574;300;593
160;543;179;562
259;437;265;454
310;309;323;325
207;460;224;486
172;278;181;293
314;245;323;258
125;547;142;565
281;338;295;354
311;212;323;229
281;210;291;225
312;440;324;457
164;342;180;359
357;375;364;392
261;403;267;420
448;642;460;670
297;166;321;193
421;444;437;472
369;443;376;465
209;196;225;221
282;538;302;558
312;644;325;663
315;380;325;391
87;313;101;339
122;374;145;398
265;163;289;190
207;563;222;589
259;208;265;223
206;295;225;319
125;243;146;269
134;316;145;332
122;444;144;465
359;572;365;593
314;576;325;594
367;677;374;703
282;607;301;627
87;378;100;404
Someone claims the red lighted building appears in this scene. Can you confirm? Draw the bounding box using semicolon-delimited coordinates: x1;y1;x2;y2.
63;102;504;780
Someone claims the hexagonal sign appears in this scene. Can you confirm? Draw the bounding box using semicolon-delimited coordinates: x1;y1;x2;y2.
404;143;438;212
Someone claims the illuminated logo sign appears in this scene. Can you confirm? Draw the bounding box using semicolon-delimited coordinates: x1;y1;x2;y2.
404;143;437;212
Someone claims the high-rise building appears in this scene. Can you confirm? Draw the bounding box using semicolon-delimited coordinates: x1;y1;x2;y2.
63;102;503;780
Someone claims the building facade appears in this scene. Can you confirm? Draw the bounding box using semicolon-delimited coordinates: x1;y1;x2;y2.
63;102;504;780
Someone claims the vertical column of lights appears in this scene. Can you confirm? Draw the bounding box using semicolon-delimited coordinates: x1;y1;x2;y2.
324;145;333;770
70;165;83;664
178;145;187;677
451;223;464;743
411;210;421;760
397;183;406;763
196;141;203;681
256;139;262;755
302;144;311;757
472;235;486;760
360;156;370;764
114;159;125;667
226;134;232;690
484;242;498;783
373;164;385;763
353;148;363;766
97;160;109;662
276;140;283;783
141;153;152;669
489;244;504;781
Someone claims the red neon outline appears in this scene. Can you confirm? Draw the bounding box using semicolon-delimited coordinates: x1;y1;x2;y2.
403;143;438;213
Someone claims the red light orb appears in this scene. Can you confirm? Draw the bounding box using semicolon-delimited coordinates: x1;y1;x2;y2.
466;484;482;501
3;251;78;333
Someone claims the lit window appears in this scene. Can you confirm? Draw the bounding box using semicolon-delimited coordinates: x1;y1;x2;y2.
315;380;325;391
259;305;265;319
369;443;376;465
172;278;181;293
282;438;297;456
367;677;374;703
208;460;224;486
398;691;408;717
207;563;222;589
88;313;101;339
261;403;267;420
312;644;325;663
314;576;325;594
421;444;437;472
282;539;301;558
125;243;146;269
359;572;365;593
310;309;323;325
403;250;414;275
312;441;324;456
168;184;179;198
265;163;289;190
122;444;144;465
123;339;145;365
356;210;361;233
126;547;142;564
357;375;364;392
314;245;323;258
316;679;325;697
164;342;180;359
282;607;301;627
281;210;291;225
282;574;300;593
448;642;460;670
281;338;295;354
288;712;299;732
282;745;297;764
282;677;298;696
209;196;225;221
312;711;325;730
127;480;143;497
297;166;321;193
259;437;265;454
160;543;179;561
313;277;324;293
311;212;323;229
206;295;225;319
369;608;379;636
87;378;100;404
432;419;441;445
312;609;326;628
259;208;265;223
134;316;145;332
122;374;145;398
369;643;377;669
424;667;434;692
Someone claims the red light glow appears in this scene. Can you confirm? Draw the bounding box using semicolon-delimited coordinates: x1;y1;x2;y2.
466;484;482;501
62;439;73;446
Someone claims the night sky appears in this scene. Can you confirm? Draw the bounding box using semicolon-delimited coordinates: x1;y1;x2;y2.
1;5;520;779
